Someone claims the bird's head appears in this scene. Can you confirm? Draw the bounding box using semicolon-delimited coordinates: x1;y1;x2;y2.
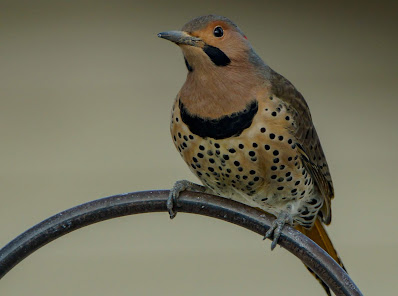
158;15;253;73
157;15;270;119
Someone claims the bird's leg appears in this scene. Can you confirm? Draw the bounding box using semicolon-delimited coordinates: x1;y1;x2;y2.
263;206;294;250
167;180;207;219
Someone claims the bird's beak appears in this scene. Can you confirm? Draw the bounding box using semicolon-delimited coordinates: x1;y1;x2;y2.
157;31;204;47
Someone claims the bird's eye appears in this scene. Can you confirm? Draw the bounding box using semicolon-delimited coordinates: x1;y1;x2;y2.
213;26;224;38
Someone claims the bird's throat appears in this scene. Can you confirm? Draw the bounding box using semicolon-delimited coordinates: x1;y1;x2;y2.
179;61;264;117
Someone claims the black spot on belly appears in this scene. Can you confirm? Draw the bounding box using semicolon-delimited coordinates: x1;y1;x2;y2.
308;198;318;205
179;100;258;139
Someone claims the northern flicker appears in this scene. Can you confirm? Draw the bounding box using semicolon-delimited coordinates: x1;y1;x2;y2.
158;15;345;295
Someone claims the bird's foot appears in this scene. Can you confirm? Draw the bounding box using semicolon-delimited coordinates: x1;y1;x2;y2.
167;180;206;219
263;209;294;250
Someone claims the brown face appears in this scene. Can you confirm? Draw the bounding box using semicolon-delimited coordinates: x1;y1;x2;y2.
184;21;250;67
158;16;263;119
159;19;250;71
188;21;247;50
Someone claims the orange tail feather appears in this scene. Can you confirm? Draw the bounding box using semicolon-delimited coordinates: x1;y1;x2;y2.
295;218;346;295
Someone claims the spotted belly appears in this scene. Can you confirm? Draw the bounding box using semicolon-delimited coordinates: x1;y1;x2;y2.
170;94;323;228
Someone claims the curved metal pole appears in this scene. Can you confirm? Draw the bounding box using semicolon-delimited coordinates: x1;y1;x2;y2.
0;190;362;295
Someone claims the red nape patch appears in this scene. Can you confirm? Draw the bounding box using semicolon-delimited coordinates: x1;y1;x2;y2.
244;35;248;39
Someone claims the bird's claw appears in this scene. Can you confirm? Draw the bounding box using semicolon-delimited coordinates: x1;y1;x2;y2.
263;210;293;250
167;190;179;219
167;180;206;219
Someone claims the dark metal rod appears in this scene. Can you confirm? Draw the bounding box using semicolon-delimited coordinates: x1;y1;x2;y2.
0;190;362;295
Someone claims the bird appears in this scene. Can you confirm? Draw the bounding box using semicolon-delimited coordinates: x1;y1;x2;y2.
158;15;345;295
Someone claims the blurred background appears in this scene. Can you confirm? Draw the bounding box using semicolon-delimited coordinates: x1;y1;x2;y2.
1;0;397;295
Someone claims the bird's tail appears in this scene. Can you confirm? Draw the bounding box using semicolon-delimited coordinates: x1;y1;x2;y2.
295;218;346;296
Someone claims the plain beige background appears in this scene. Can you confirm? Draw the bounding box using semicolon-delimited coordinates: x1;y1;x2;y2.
1;1;397;295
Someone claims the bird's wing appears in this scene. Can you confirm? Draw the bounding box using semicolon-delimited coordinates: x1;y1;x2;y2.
270;71;334;224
